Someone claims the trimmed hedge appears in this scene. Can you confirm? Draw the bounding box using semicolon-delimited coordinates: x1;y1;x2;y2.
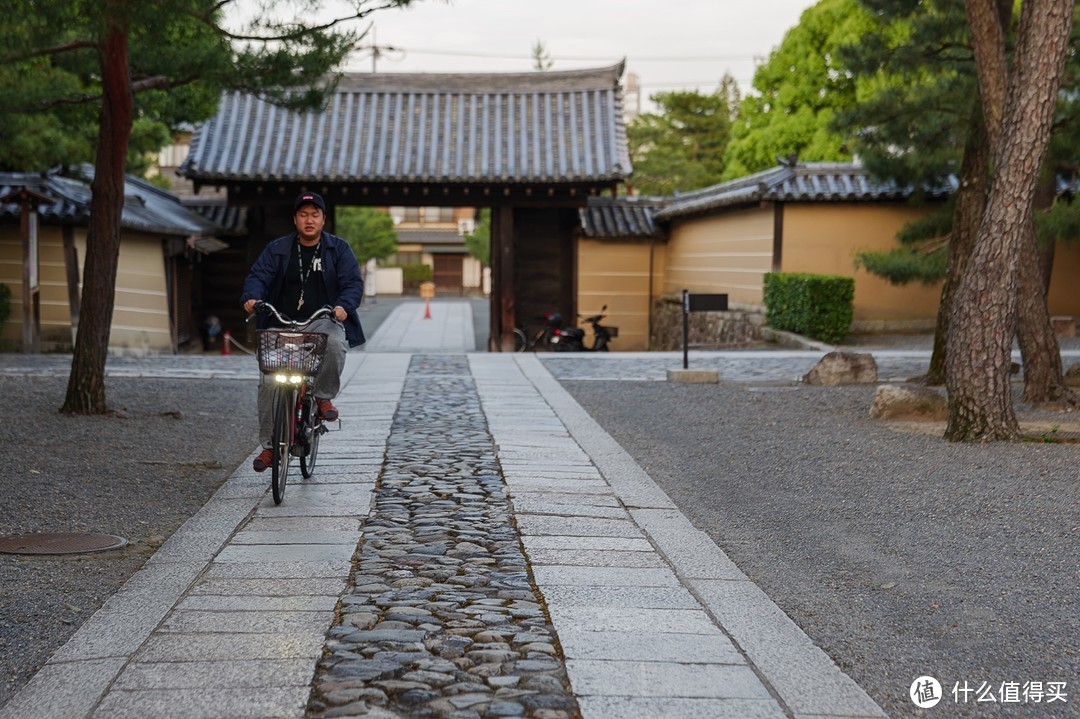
0;283;10;329
763;272;854;344
384;263;433;291
400;263;433;284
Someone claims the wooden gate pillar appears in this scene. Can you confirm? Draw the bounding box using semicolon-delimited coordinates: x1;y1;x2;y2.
489;205;516;351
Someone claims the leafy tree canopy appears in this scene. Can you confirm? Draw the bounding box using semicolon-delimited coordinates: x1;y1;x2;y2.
0;0;394;174
839;0;1080;284
626;81;736;195
337;207;398;263
464;209;490;266
722;0;873;180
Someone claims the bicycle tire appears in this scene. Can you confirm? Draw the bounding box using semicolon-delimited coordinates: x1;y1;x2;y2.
300;399;321;479
513;328;527;352
271;388;292;504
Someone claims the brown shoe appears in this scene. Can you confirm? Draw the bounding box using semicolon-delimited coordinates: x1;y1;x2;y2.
317;399;339;421
252;448;273;472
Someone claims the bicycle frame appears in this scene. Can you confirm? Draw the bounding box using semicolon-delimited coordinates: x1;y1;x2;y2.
252;302;335;503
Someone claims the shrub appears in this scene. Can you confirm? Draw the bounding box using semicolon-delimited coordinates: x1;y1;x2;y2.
384;263;433;292
763;272;854;344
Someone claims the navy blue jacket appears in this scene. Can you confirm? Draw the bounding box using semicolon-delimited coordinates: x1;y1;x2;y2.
241;230;366;347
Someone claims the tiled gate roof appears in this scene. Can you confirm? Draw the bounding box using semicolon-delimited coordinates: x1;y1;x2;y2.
181;64;631;186
579;196;664;240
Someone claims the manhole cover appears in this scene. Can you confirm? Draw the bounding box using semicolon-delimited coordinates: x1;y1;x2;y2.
0;533;128;555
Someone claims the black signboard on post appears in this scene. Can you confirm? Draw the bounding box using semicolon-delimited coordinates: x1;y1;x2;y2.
682;289;729;369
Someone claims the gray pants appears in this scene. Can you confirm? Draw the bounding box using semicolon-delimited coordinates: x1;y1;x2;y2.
258;318;347;449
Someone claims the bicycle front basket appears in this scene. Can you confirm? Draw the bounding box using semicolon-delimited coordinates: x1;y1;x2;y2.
256;330;328;375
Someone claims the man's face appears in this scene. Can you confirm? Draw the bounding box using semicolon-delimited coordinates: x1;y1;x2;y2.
294;204;325;243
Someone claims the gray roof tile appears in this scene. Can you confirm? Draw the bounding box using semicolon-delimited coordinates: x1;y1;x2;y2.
181;64;631;185
1;168;218;237
654;163;958;220
579;196;664;239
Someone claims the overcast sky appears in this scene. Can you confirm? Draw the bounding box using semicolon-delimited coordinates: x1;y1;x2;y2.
233;0;819;102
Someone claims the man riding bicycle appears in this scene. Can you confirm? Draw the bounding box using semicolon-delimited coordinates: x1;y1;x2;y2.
241;191;365;472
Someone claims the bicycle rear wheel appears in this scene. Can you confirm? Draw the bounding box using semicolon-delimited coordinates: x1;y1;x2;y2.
300;399;321;478
271;388;293;504
513;328;527;352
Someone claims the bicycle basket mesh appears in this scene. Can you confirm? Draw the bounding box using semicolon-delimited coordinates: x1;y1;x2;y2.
256;330;328;375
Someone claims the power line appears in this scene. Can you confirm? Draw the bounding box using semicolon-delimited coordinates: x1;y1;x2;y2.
363;46;761;63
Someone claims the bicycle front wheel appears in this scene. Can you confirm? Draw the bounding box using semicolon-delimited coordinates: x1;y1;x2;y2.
300;400;321;479
513;328;527;352
271;388;293;504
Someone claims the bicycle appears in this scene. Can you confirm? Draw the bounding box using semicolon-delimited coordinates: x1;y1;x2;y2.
252;301;336;504
513;311;564;352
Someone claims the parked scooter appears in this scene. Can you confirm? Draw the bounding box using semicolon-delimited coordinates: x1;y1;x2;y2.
550;305;618;351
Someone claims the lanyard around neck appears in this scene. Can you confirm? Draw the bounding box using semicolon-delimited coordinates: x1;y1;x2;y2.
296;240;321;311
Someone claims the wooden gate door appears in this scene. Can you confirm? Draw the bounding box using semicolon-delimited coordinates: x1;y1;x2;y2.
433;254;464;294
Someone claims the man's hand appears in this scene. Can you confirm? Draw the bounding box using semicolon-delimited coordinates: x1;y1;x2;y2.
244;299;258;314
333;306;347;322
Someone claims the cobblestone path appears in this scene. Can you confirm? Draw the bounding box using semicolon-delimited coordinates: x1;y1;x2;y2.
308;355;579;719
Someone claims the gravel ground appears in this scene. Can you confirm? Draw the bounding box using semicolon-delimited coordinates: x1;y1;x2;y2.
561;379;1079;719
0;373;259;706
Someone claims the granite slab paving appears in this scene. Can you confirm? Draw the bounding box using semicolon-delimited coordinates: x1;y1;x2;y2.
471;353;888;719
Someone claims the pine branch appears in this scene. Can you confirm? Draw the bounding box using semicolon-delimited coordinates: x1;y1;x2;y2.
1;38;97;64
188;0;398;44
37;75;200;108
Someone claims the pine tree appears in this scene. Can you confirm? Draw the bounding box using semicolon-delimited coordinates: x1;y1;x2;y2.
0;0;417;414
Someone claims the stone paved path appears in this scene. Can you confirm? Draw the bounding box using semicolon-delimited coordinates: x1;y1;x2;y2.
0;302;903;719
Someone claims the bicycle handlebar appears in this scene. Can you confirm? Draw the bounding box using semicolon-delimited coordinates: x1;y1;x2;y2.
251;301;334;329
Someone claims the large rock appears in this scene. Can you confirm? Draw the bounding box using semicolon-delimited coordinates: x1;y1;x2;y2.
1065;362;1080;387
802;351;878;385
869;384;948;421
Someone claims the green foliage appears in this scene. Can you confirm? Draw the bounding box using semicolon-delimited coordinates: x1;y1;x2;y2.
855;245;948;285
531;41;553;71
763;272;854;344
627;83;735;194
399;264;433;284
723;0;871;179
0;282;10;328
854;203;952;284
464;209;490;266
384;263;433;290
835;0;976;188
336;206;398;262
0;0;415;173
835;1;1080;290
1038;199;1080;246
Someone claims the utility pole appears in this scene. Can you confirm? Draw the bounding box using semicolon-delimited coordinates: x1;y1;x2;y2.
358;26;402;72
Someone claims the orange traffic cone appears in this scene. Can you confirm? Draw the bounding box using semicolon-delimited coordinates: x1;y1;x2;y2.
423;299;432;319
221;329;232;355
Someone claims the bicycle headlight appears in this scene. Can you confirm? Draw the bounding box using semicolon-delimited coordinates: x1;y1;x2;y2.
273;373;304;384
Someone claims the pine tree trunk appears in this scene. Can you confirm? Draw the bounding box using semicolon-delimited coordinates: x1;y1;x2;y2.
1016;168;1071;405
926;105;991;385
1016;214;1066;404
61;1;133;415
945;0;1073;441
